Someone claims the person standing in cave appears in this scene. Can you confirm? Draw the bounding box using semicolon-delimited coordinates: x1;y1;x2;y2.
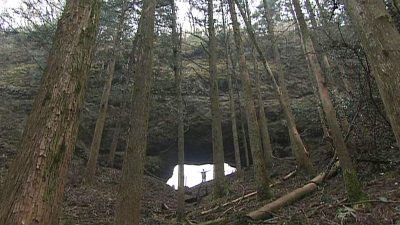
201;169;208;183
198;169;210;198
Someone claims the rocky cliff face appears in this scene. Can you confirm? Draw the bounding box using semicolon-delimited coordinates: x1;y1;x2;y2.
0;32;323;182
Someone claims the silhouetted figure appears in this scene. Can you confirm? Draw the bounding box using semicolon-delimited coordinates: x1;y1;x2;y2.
201;169;207;183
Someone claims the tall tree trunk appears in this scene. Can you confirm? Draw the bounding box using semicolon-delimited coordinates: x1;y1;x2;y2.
292;0;367;202
304;0;351;132
107;114;122;168
251;50;273;168
228;72;243;174
115;0;156;224
241;118;250;167
304;0;331;75
221;2;242;177
208;0;226;198
171;0;185;222
228;39;250;168
235;0;315;175
288;0;330;139
244;0;273;168
264;0;299;151
85;0;127;184
227;0;272;199
342;0;400;148
0;0;100;224
108;32;139;168
262;0;313;172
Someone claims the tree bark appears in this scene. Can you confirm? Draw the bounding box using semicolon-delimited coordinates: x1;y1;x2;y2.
342;0;400;148
227;0;272;199
85;0;127;184
171;0;185;222
0;0;100;224
240;111;250;167
107;114;122;168
292;0;366;202
288;0;330;139
304;0;351;132
108;31;139;168
304;0;332;75
244;0;273;168
228;73;243;174
251;50;273;168
261;0;316;173
115;0;156;224
235;0;315;175
208;0;226;198
228;40;250;168
221;2;242;177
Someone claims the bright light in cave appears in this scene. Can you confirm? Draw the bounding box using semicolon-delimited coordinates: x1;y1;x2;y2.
167;163;236;189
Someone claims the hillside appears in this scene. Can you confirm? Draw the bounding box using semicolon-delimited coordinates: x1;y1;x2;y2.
1;0;400;224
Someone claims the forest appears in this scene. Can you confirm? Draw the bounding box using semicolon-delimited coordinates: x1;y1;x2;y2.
0;0;400;224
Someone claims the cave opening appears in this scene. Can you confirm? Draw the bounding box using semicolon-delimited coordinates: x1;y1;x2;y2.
166;163;236;189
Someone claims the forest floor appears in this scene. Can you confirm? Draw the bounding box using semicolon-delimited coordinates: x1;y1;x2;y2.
61;146;400;225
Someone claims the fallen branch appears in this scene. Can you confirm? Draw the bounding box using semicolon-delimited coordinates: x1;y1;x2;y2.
196;218;227;225
200;170;298;216
200;191;257;215
268;170;297;187
247;162;340;220
283;170;297;181
161;203;171;211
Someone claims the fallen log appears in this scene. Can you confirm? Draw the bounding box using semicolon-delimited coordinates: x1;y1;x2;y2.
247;162;339;220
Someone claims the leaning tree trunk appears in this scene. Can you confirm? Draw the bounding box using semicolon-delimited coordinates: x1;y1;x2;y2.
85;0;127;184
235;0;315;175
261;0;314;172
292;0;367;202
244;0;273;168
304;0;333;77
115;0;156;224
208;0;226;198
251;49;273;168
227;0;272;200
304;0;351;132
171;0;185;222
263;0;298;155
0;0;100;224
221;2;242;177
342;0;400;148
288;0;330;139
